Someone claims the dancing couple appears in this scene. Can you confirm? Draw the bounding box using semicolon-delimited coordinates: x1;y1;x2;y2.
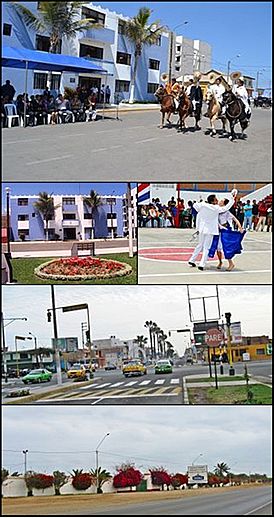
188;189;245;271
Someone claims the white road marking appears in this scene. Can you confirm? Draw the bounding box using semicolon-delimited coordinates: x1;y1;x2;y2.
77;384;99;390
109;145;123;150
139;380;152;385
124;381;139;386
135;137;159;144
139;270;271;278
58;133;85;138
26;154;73;165
93;383;112;388
155;379;165;385
5;139;41;144
109;382;125;388
170;378;180;384
90;147;108;153
244;500;273;515
91;398;103;405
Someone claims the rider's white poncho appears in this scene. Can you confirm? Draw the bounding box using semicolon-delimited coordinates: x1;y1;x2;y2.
232;84;251;114
210;83;225;103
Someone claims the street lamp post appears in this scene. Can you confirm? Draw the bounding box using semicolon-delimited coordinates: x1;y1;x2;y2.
227;54;240;82
256;70;265;95
2;316;28;382
23;450;29;475
126;183;134;258
14;336;32;377
95;433;110;493
28;332;39;367
5;187;11;256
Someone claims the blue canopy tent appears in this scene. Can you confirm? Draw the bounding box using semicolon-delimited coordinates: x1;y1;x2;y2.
2;46;109;126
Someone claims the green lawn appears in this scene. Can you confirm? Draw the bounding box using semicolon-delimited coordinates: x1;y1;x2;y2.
188;384;272;405
11;254;137;284
187;376;245;383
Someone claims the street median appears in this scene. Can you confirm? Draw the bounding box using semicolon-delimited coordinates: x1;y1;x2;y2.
4;380;94;405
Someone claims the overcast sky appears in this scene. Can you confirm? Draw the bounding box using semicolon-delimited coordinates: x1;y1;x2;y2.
2;285;272;354
2;406;271;476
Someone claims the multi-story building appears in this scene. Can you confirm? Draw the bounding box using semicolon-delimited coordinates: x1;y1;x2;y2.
174;35;212;78
9;192;134;241
2;1;170;102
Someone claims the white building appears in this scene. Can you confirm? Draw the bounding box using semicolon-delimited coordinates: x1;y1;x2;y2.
174;36;212;78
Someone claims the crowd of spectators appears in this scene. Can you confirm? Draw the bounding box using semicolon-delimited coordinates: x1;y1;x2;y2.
138;194;272;232
1;79;112;127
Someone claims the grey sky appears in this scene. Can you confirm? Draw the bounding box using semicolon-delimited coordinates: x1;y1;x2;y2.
2;406;271;476
2;285;272;354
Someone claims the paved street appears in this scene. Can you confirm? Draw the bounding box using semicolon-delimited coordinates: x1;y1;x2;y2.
92;486;273;516
138;228;272;284
4;360;269;405
2;108;272;182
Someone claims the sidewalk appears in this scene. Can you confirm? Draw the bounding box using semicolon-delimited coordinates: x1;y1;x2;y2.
3;378;97;404
97;103;160;114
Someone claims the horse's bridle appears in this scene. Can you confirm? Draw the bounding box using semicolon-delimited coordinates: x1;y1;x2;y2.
225;97;242;119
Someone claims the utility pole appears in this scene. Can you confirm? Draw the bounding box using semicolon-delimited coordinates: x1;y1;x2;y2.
95;433;110;493
23;449;28;475
225;312;235;375
127;183;134;258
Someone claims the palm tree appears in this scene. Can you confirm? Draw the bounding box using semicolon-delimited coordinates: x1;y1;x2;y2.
166;341;175;358
83;190;103;239
33;192;59;240
53;470;68;496
90;467;111;494
214;462;231;478
152;324;161;357
11;2;100;87
134;335;148;361
124;7;166;103
144;321;154;358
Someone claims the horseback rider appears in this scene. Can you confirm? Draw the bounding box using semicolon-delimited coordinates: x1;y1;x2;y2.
189;76;203;128
232;77;251;118
185;78;194;97
165;77;181;112
205;76;226;117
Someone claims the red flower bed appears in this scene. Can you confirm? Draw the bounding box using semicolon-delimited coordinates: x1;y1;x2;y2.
113;467;143;489
150;469;172;487
34;257;132;280
72;473;93;490
171;473;188;487
27;473;54;490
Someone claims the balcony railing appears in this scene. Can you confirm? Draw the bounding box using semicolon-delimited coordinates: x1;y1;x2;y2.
84;26;115;44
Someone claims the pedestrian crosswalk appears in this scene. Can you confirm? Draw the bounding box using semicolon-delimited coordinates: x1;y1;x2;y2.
39;377;182;403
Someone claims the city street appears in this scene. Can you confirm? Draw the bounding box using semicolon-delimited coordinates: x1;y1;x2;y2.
2;108;272;182
3;360;270;405
138;228;272;284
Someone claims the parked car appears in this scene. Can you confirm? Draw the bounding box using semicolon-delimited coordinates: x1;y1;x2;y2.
82;363;96;372
105;364;117;371
22;368;53;384
122;360;147;377
67;364;89;381
155;360;173;374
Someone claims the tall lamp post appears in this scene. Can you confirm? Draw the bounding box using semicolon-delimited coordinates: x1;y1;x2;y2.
23;450;29;475
95;433;110;493
14;335;32;377
28;332;39;367
108;191;116;239
256;69;265;96
5;187;11;256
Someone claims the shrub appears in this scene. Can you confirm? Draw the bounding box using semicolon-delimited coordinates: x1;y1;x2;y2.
27;473;54;490
72;472;93;491
113;464;143;490
53;471;68;496
171;473;188;488
150;467;172;489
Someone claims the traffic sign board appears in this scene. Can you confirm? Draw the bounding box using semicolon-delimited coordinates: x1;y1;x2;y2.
205;328;224;347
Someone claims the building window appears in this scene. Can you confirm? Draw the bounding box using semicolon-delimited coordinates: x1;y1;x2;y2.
33;72;47;90
51;74;61;90
149;59;160;70
175;66;180;72
32;213;36;217
176;45;181;52
17;198;28;206
118;19;126;34
62;197;75;205
155;35;161;46
36;34;61;53
3;23;12;36
79;43;103;60
147;83;159;94
84;213;92;219
107;213;117;219
176;56;180;62
256;348;265;355
18;215;29;221
115;80;130;92
63;213;76;220
116;51;131;66
82;7;105;26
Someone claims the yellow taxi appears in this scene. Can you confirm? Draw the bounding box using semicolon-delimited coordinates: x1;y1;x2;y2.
122;360;147;377
67;363;89;381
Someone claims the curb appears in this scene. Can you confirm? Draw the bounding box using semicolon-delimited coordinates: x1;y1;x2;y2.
4;380;94;405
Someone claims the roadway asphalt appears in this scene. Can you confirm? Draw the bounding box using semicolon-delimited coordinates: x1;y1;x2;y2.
138;228;272;285
2;107;272;182
74;486;273;516
4;360;270;405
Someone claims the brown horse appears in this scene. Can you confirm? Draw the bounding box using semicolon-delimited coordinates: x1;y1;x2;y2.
178;90;192;131
154;86;177;128
205;91;227;137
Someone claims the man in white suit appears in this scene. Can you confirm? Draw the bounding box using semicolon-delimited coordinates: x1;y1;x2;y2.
188;189;238;270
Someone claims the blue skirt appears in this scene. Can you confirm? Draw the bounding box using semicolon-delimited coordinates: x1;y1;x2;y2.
209;228;246;260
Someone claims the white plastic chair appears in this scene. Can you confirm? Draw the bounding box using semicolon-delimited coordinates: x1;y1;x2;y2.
4;104;20;128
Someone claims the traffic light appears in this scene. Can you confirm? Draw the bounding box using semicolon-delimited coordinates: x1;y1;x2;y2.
225;312;231;326
86;330;91;342
47;310;52;322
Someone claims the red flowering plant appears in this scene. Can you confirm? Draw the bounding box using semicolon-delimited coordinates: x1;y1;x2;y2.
71;470;93;491
25;473;54;491
149;467;172;490
171;473;188;489
35;256;132;280
113;463;143;491
208;474;221;486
